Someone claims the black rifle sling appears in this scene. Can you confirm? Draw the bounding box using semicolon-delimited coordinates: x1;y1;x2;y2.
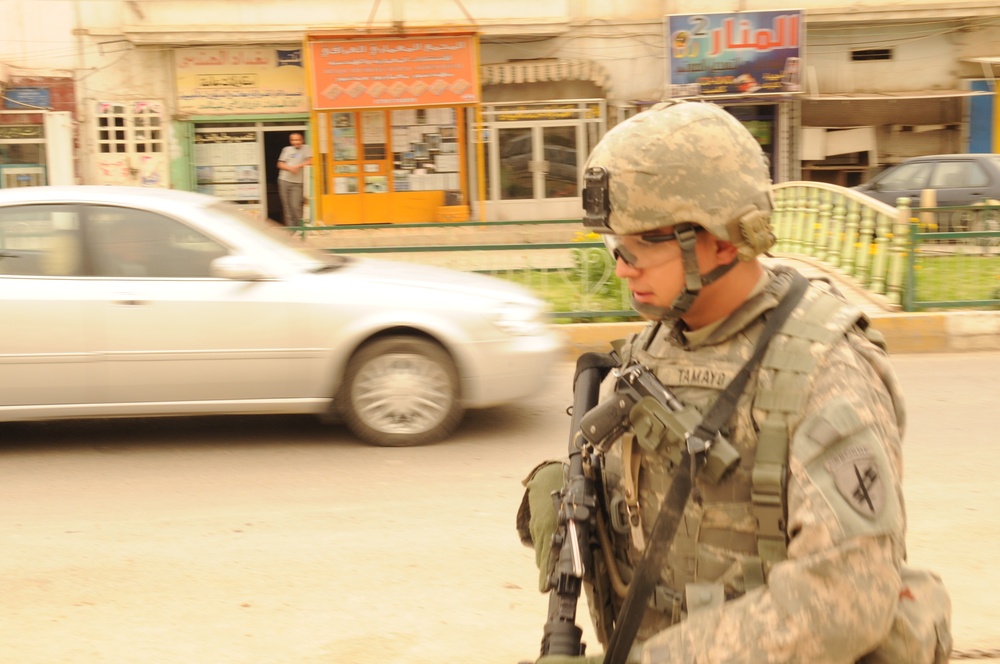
602;272;809;664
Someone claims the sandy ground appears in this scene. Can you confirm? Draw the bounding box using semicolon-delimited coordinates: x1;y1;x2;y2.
0;352;997;663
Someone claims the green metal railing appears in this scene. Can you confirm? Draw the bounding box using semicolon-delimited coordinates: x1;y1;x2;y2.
904;224;1000;311
770;182;909;305
296;219;634;321
290;184;1000;316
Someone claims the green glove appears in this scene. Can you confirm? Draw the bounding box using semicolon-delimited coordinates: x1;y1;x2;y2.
516;460;565;592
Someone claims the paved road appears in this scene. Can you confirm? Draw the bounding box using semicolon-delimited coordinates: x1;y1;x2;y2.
0;352;997;663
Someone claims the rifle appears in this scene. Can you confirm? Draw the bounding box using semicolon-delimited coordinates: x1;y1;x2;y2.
538;351;618;657
537;349;740;660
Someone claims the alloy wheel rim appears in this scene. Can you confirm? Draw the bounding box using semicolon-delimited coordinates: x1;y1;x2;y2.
352;352;453;435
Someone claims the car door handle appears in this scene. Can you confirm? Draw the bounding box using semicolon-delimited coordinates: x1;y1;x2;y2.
114;295;148;306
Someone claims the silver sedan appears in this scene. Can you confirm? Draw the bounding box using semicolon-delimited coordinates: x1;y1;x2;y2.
0;186;562;446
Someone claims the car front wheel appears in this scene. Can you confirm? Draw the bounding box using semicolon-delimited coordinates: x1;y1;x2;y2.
340;336;463;447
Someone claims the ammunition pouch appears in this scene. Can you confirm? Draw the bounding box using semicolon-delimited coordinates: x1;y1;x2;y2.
629;396;740;484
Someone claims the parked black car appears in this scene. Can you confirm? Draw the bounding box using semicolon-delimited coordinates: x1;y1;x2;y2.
853;153;1000;207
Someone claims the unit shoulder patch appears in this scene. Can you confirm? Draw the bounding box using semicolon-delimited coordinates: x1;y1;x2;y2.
824;444;885;519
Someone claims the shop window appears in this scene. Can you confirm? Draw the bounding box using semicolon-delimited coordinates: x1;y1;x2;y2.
389;108;461;195
0;123;47;188
93;101;168;187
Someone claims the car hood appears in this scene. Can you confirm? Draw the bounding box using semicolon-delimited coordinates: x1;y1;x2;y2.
328;256;542;304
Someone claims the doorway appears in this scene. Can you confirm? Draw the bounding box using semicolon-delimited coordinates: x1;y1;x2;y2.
191;120;308;222
264;131;297;223
486;123;584;220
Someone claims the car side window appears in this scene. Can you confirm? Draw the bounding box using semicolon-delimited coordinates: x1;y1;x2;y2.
87;206;228;278
930;161;989;189
876;162;933;190
0;204;83;277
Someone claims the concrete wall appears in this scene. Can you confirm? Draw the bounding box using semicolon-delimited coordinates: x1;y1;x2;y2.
1;0;77;73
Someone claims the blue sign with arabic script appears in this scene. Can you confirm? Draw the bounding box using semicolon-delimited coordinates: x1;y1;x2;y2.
665;10;804;98
4;87;51;110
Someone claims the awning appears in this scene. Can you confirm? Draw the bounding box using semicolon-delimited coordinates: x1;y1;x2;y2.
801;90;985;127
480;59;611;91
804;89;989;101
962;58;1000;89
964;57;1000;66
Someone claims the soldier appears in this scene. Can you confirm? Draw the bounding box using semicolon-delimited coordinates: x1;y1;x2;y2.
519;100;951;663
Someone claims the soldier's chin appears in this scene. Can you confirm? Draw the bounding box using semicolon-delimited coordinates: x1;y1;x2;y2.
631;297;679;322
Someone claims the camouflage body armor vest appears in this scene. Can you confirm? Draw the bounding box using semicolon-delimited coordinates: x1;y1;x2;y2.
585;270;892;646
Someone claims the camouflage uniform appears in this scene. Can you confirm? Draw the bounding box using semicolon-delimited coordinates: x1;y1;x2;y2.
523;101;946;664
590;264;908;663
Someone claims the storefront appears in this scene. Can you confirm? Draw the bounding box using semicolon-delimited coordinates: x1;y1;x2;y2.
800;90;984;186
480;99;605;221
0;116;47;187
0;78;75;187
173;46;311;221
306;32;479;225
475;59;612;222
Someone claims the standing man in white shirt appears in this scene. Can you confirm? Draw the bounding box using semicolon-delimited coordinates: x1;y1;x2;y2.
276;132;312;226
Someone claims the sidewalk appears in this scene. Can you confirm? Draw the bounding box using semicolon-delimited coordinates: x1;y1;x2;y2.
557;309;1000;360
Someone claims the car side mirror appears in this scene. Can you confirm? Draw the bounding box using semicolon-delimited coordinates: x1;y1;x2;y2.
210;254;271;281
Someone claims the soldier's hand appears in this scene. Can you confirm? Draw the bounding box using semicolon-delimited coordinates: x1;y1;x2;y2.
516;460;565;592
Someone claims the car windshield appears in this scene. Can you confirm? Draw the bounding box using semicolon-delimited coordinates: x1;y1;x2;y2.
206;201;347;272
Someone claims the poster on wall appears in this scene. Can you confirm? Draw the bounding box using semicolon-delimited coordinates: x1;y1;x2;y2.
332;112;358;161
665;10;804;99
193;131;262;202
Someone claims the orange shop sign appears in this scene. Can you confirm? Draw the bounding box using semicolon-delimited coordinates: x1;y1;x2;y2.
309;34;480;110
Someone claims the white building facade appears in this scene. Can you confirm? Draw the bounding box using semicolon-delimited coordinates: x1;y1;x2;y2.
2;0;999;222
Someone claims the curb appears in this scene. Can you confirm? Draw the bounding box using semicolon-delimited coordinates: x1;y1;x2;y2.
554;311;1000;360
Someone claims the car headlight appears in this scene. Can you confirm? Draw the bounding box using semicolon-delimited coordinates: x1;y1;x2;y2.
492;301;548;336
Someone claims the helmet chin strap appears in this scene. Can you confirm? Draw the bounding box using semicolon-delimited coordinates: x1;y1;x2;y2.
631;224;738;321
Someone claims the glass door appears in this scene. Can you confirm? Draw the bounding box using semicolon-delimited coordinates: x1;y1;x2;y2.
488;123;583;220
542;125;578;199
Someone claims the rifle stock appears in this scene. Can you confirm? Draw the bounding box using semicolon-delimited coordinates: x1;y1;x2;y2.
539;351;618;657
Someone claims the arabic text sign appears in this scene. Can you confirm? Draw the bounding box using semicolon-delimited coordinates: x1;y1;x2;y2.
4;87;51;110
175;46;308;115
666;10;804;98
309;35;479;110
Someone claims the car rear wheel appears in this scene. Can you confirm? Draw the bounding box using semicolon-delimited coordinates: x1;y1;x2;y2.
340;336;463;447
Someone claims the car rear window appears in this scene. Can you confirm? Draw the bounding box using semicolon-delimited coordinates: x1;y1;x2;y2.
928;160;989;189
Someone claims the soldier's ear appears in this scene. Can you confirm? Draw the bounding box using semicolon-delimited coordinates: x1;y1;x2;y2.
711;237;740;263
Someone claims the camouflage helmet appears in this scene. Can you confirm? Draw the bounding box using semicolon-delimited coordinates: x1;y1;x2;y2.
583;100;776;260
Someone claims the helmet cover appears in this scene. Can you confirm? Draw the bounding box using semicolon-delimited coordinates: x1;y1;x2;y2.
584;100;776;260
